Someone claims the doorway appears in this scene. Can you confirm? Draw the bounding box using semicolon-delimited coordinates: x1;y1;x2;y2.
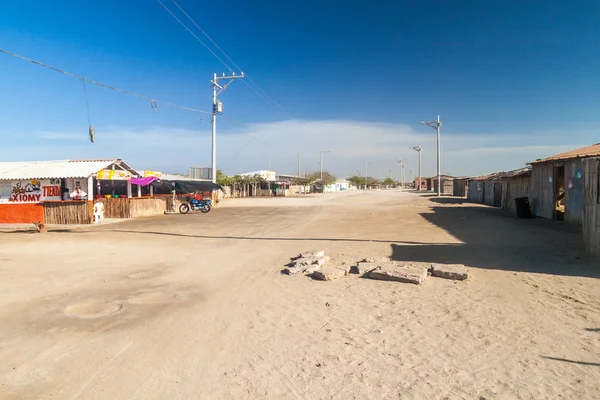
553;165;565;220
493;183;502;207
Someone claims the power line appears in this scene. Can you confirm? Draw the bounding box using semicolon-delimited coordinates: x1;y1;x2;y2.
219;116;271;148
160;0;291;118
0;48;211;114
217;137;254;168
156;0;232;71
170;0;290;117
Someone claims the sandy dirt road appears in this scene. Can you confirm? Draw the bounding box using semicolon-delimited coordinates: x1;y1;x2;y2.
0;190;599;399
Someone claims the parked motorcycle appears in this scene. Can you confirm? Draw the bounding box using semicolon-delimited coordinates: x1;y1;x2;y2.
179;196;212;214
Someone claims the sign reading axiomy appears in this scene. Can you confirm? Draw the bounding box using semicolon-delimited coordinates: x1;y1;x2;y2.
0;179;62;203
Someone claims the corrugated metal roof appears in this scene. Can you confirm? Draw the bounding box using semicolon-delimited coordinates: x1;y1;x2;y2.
530;143;600;164
0;159;130;180
470;166;531;181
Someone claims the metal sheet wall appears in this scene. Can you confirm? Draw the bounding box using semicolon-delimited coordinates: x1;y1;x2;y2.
501;175;531;214
582;158;600;257
530;163;555;219
564;159;585;225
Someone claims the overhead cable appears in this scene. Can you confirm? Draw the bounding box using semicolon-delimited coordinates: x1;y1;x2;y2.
0;48;211;114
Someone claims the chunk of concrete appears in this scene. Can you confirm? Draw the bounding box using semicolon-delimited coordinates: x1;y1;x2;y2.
291;257;315;267
297;250;325;259
313;267;347;281
284;266;304;275
430;264;468;280
303;264;323;274
350;262;378;275
368;263;428;285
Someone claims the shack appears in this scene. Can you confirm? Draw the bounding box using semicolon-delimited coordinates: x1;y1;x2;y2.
0;159;137;224
500;167;531;215
529;144;600;224
452;177;470;197
466;172;503;206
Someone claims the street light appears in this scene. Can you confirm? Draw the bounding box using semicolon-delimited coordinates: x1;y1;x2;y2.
410;145;422;191
396;159;404;189
421;116;441;196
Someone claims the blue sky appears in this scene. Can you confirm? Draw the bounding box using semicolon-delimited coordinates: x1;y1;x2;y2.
1;0;599;178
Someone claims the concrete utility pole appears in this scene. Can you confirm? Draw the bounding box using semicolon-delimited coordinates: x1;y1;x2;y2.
211;72;244;183
421;116;441;196
396;159;403;189
297;152;300;178
320;150;331;181
410;145;422;191
365;161;371;190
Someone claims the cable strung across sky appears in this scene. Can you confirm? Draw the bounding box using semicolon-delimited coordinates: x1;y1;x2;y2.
157;0;290;118
0;48;211;114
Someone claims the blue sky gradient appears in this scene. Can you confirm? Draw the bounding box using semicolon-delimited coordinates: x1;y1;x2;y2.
1;0;599;177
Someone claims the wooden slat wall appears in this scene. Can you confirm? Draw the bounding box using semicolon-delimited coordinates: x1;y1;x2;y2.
530;163;554;219
43;201;91;224
100;198;131;218
582;158;600;257
466;181;484;203
501;175;531;214
130;198;168;217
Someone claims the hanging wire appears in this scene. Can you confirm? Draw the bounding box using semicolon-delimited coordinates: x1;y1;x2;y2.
0;48;211;114
82;80;95;143
82;80;92;126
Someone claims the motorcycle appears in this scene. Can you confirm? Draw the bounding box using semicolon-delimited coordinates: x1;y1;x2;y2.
179;195;212;214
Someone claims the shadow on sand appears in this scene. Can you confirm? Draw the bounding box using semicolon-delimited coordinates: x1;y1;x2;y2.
390;200;599;279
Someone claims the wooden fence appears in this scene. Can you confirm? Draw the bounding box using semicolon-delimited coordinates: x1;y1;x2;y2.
43;201;91;224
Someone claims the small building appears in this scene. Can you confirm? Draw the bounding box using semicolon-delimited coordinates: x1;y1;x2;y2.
414;177;427;190
0;159;136;224
500;167;531;215
324;179;350;193
529;143;600;257
467;172;503;206
432;175;455;195
452;177;470;197
529;144;600;224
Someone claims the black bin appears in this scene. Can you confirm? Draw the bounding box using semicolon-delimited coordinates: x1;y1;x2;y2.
515;197;533;218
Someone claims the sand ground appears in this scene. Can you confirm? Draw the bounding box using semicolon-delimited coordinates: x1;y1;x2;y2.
0;190;598;399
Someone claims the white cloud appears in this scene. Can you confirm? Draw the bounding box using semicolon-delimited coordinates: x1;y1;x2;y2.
0;119;590;179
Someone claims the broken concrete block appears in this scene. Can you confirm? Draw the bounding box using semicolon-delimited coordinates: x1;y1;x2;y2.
313;267;347;281
297;250;325;259
303;264;323;274
291;257;316;267
284;266;304;275
350;262;378;275
313;255;330;266
368;264;428;285
430;264;468;280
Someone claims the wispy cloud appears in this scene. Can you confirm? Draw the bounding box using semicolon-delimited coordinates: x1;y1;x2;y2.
0;119;590;178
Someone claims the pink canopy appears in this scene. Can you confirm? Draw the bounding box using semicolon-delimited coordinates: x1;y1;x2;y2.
130;176;158;186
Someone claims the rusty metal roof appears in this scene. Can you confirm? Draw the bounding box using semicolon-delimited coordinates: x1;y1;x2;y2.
470;166;531;181
530;143;600;164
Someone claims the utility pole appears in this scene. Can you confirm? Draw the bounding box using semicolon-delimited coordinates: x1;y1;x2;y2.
320;150;331;181
211;72;244;183
410;145;422;191
421;116;442;196
396;159;403;189
297;152;300;178
365;161;371;190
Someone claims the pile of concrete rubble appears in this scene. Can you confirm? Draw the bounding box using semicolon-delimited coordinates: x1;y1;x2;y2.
283;252;468;284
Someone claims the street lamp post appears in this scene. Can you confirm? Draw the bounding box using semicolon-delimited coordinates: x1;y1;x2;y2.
421;116;442;196
410;145;422;191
